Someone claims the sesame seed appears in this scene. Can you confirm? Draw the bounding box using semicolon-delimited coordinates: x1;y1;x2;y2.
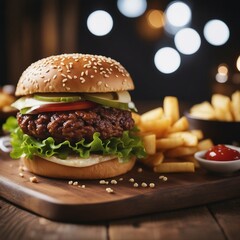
106;187;114;193
85;70;88;76
68;180;73;185
19;172;24;177
105;83;109;88
73;181;78;186
29;176;38;183
66;87;71;91
67;70;71;73
81;185;86;188
60;62;65;66
99;180;106;184
53;74;57;79
159;176;164;179
163;177;168;182
104;74;109;78
81;72;85;76
62;78;68;82
67;75;72;79
141;182;147;188
49;86;53;90
80;77;85;83
63;83;66;87
66;64;69;70
61;73;66;77
110;180;117;185
137;168;143;173
129;178;134;183
97;81;102;86
73;75;77;79
90;75;94;78
133;183;139;188
119;178;123;181
149;183;155;188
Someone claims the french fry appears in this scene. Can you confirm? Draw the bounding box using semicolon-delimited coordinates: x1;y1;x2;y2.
154;162;195;173
231;91;240;121
190;101;215;120
0;92;15;109
132;112;141;125
168;116;189;133
197;139;214;151
142;134;156;155
211;94;233;121
163;96;180;125
141;107;164;122
141;152;164;167
165;146;198;158
190;129;204;140
140;118;171;138
167;131;198;147
156;137;184;150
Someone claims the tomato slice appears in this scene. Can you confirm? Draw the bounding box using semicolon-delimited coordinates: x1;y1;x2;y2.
29;101;97;114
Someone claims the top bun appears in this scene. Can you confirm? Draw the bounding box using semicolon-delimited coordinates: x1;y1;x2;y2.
15;53;134;96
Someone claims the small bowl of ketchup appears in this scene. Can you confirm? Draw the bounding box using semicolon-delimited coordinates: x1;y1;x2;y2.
194;144;240;174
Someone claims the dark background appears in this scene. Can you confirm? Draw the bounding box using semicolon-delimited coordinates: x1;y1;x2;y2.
0;0;239;103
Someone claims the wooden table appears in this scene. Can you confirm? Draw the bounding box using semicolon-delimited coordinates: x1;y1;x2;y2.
1;101;240;239
1;196;240;240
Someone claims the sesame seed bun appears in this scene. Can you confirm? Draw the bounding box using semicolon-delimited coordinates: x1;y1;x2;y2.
15;53;134;96
21;156;136;179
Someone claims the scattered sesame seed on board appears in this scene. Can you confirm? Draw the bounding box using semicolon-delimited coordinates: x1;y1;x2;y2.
106;187;114;193
129;178;134;183
19;172;24;177
29;176;38;183
133;183;139;188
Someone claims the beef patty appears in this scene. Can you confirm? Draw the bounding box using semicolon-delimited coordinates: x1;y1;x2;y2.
17;106;135;143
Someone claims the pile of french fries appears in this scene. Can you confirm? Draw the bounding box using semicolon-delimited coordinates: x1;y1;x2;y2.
132;96;214;173
189;91;240;121
0;91;15;112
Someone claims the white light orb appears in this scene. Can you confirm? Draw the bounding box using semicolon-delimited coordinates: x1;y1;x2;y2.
174;28;201;55
203;19;230;46
165;1;191;27
117;0;147;18
154;47;181;74
87;10;113;36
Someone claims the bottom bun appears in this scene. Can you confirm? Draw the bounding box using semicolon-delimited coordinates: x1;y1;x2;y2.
21;156;136;179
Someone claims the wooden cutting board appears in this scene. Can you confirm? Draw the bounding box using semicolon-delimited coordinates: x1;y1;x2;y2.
1;152;240;223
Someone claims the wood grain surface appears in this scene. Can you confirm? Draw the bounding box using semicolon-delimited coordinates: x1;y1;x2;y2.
1;152;240;223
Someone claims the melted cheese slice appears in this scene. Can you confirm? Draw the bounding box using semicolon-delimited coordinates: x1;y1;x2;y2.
41;154;117;167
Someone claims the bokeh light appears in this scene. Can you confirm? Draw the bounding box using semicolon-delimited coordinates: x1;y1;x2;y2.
147;9;164;29
215;64;228;83
174;28;201;55
165;1;191;35
154;47;181;74
87;10;113;36
236;55;240;71
117;0;147;18
203;19;230;46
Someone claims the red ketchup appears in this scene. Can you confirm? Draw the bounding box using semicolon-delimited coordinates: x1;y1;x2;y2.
205;144;240;161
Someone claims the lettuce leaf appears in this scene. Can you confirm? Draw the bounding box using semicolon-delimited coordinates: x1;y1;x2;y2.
3;116;146;162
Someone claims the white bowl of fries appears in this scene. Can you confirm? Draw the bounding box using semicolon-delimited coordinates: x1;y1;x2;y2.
186;91;240;145
194;145;240;174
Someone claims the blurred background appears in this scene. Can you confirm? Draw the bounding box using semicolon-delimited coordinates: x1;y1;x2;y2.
0;0;239;103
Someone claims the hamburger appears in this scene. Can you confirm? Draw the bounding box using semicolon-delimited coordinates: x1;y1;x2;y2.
4;53;146;179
